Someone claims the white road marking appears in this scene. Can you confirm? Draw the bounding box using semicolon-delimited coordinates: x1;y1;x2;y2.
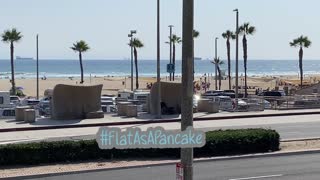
229;174;283;180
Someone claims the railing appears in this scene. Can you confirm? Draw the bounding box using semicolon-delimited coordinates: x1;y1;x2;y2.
205;95;320;112
249;95;320;110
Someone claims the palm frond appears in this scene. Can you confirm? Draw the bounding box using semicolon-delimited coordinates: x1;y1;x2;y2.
71;40;90;52
193;30;200;38
239;23;256;35
169;34;182;44
131;38;144;48
290;35;312;48
211;57;224;65
2;28;23;43
222;30;235;39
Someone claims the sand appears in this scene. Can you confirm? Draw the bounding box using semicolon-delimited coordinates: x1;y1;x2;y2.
0;74;319;97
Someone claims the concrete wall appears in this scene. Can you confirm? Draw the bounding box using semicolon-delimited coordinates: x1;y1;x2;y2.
150;82;182;114
51;84;103;120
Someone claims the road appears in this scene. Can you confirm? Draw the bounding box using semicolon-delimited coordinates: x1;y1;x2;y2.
2;114;320;144
27;153;320;180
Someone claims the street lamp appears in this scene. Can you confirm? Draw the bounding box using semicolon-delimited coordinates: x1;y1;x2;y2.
233;8;239;111
168;25;174;81
156;0;161;119
36;34;39;100
215;37;218;90
128;30;137;91
181;0;194;179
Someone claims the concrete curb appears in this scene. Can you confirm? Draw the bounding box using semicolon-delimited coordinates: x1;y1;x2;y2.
1;110;320;133
4;148;320;180
281;137;320;142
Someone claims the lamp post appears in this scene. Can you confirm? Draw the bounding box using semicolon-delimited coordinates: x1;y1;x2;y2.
234;8;239;110
36;34;39;100
128;30;137;91
215;37;218;90
156;0;161;119
168;25;174;81
181;0;194;179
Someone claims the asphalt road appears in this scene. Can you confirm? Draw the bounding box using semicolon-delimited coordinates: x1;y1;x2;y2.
28;153;320;180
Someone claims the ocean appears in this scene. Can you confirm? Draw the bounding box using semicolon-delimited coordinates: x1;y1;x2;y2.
0;59;319;78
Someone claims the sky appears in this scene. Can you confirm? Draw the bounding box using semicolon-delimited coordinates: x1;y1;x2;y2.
0;0;319;60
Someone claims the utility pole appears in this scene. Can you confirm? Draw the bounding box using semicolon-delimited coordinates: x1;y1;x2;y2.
156;0;161;119
128;30;136;91
234;9;239;111
169;25;174;81
36;34;39;100
181;0;194;179
215;37;218;90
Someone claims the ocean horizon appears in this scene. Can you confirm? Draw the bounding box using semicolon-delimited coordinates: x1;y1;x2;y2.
0;59;319;78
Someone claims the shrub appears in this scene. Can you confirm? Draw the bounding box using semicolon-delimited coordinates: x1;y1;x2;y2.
196;129;280;157
0;129;279;166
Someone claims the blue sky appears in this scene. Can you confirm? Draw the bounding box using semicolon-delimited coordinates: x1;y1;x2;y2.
0;0;319;60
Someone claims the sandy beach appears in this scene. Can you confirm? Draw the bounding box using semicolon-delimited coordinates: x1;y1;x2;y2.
1;74;320;97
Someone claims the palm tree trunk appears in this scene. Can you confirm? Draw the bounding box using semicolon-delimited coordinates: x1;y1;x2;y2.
218;66;222;90
10;42;16;95
299;47;303;88
79;52;84;84
227;38;231;90
173;43;176;81
134;47;139;89
243;35;248;97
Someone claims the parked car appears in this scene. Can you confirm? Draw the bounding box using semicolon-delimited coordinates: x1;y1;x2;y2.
216;96;234;111
210;96;247;112
0;91;14;108
21;99;40;108
245;99;265;111
258;91;286;97
38;98;50;116
224;90;235;93
0;108;15;119
258;91;286;106
10;96;21;105
202;90;239;99
235;99;249;111
263;100;272;109
101;100;116;113
201;90;224;98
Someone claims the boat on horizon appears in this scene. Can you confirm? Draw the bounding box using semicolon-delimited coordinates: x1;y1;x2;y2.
194;57;202;61
16;56;34;60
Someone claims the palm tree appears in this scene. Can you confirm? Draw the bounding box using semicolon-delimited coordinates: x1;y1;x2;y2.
193;30;200;39
71;40;90;84
167;34;182;81
129;38;144;89
222;30;235;90
2;28;23;95
211;58;224;90
290;35;311;87
239;22;256;97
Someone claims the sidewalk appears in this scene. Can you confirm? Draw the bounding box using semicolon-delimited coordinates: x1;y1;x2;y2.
1;109;320;132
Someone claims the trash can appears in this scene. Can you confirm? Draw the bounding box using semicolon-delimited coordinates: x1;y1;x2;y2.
15;106;31;121
126;105;138;117
24;109;36;123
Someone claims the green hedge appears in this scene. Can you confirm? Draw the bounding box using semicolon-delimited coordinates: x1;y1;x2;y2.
196;129;280;157
0;129;279;166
